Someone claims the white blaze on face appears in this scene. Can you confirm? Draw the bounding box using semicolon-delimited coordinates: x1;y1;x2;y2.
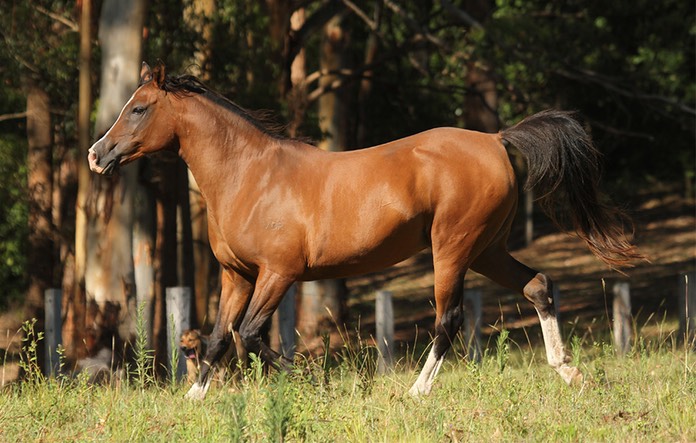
87;90;139;174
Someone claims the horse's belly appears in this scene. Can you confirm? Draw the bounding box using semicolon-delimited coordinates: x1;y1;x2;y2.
300;216;429;280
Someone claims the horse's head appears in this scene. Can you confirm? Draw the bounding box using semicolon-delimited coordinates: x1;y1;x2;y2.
88;62;177;175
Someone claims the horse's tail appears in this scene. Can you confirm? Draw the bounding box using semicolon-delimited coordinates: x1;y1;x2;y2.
500;110;645;269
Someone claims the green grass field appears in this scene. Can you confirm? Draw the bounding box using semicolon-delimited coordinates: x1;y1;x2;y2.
1;325;694;443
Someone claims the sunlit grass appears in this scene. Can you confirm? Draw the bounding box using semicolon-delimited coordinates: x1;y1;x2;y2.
1;325;693;442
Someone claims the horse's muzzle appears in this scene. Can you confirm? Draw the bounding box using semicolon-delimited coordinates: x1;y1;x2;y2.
88;146;119;176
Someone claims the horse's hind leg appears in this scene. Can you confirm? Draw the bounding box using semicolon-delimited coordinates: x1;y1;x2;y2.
471;246;583;385
185;270;253;400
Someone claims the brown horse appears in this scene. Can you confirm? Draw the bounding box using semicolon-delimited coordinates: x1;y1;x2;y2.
89;62;642;400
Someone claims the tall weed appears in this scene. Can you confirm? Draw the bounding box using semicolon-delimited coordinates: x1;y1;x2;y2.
18;318;44;384
264;372;294;442
132;302;155;389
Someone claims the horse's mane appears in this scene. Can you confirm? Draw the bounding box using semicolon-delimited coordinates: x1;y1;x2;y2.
161;74;288;140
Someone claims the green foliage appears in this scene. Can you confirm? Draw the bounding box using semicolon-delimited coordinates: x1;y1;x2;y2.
482;0;695;186
167;314;180;388
495;328;510;372
0;136;28;307
263;372;294;442
133;302;156;390
18;318;45;384
0;2;80;308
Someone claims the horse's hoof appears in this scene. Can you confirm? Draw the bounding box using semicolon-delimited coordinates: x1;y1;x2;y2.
184;382;208;401
408;383;431;399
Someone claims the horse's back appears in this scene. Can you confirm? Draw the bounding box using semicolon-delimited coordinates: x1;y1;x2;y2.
292;127;516;278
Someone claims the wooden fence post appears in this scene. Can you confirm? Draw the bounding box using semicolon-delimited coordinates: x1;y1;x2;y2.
166;287;191;381
679;271;696;344
612;281;632;355
376;290;394;374
44;289;62;376
463;289;482;363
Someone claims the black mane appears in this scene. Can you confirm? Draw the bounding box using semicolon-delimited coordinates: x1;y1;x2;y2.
161;74;288;139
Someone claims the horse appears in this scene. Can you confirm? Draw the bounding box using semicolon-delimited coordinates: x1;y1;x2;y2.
88;62;643;400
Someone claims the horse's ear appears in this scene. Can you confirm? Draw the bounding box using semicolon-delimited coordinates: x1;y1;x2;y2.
152;61;166;88
139;62;153;86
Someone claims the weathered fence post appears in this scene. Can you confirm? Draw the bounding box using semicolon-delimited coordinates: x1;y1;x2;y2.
277;284;297;360
166;287;191;381
612;281;632;355
376;290;394;374
679;271;696;344
463;289;482;363
44;289;62;376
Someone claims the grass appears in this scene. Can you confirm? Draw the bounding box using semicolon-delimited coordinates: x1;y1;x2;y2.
0;324;694;443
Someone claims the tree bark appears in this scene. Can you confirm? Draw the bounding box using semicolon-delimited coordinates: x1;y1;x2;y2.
83;0;147;360
286;7;308;137
356;3;382;147
24;81;54;372
68;0;92;361
152;163;179;375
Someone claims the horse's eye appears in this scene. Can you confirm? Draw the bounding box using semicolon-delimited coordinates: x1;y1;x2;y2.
132;106;146;115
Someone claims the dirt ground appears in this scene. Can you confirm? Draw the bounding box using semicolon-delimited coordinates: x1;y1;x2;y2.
1;188;694;385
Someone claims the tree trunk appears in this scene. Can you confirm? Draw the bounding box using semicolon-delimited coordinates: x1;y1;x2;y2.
356;4;382;147
83;0;147;360
461;0;497;133
463;63;498;133
68;0;92;361
133;161;155;349
152;162;179;376
24;81;54;372
317;15;352;151
286;7;307;137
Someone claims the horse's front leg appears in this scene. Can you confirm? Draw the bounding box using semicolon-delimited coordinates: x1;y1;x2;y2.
238;269;295;371
185;270;253;400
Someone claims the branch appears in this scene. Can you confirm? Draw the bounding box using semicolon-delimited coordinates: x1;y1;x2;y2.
341;0;378;31
287;1;345;66
0;112;27;123
556;68;696;116
33;5;78;32
382;0;446;49
439;0;483;30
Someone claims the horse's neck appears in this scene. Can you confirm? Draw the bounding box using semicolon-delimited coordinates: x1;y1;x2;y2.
175;95;278;209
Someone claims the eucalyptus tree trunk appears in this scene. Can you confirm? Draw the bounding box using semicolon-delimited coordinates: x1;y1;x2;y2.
83;0;149;359
24;81;54;371
68;0;92;361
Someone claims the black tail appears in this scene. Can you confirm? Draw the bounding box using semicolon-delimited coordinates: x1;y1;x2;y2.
501;110;644;268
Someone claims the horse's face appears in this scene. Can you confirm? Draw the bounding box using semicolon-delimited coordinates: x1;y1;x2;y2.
88;62;176;175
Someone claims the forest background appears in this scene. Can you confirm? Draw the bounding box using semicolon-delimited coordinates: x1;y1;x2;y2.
0;0;693;373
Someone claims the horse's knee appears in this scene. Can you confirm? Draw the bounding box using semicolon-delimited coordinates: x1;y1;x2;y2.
523;273;554;316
